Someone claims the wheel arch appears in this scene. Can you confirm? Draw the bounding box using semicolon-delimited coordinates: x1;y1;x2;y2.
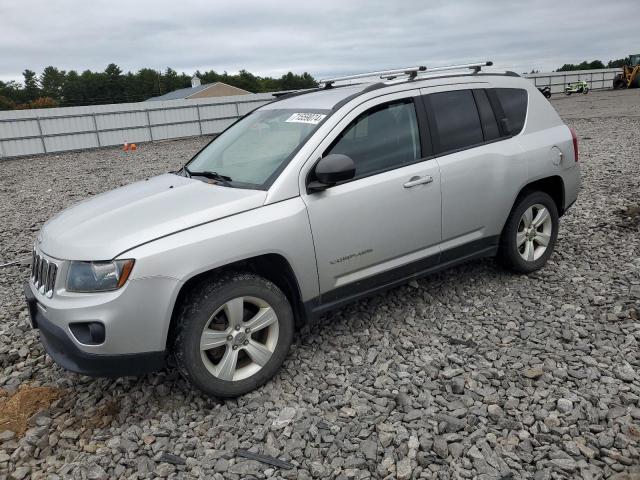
166;253;307;352
516;175;565;216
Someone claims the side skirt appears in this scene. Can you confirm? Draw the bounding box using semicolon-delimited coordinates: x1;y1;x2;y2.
304;236;499;319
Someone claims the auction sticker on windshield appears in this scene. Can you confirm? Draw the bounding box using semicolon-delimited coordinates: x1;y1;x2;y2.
285;113;326;124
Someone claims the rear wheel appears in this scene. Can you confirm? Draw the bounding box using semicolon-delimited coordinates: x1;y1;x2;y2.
173;272;294;398
498;191;559;273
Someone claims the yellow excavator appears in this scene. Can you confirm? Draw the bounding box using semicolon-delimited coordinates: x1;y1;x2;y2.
613;54;640;89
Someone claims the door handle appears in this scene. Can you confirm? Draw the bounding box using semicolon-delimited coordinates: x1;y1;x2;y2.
403;175;433;188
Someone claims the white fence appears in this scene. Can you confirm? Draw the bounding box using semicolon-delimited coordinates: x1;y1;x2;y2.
523;68;622;94
0;68;625;159
0;93;275;159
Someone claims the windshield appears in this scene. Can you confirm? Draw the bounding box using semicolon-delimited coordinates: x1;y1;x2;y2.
186;108;330;188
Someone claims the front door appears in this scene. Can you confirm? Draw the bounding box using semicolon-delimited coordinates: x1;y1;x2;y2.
301;92;442;307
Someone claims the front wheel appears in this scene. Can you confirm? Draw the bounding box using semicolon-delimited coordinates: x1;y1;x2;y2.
613;75;625;89
583;87;589;94
498;191;559;273
173;272;294;398
565;90;572;95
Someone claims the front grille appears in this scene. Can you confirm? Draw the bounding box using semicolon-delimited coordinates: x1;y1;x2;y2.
31;249;58;297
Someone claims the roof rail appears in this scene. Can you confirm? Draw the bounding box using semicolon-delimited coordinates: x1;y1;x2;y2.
319;61;493;87
320;66;427;87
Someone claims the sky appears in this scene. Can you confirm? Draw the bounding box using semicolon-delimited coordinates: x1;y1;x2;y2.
0;0;637;84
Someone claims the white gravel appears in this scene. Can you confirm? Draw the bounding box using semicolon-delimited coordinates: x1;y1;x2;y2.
0;90;639;479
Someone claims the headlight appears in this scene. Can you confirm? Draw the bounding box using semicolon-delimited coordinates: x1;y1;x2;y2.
66;259;135;292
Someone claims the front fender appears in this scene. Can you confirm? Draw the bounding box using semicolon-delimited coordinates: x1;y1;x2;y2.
120;198;318;347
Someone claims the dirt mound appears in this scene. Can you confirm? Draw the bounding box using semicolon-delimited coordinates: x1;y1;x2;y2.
0;385;62;436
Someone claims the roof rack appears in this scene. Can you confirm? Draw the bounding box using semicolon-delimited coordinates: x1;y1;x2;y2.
320;61;493;87
320;66;427;87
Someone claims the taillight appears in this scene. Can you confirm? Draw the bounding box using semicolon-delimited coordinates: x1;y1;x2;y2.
570;127;579;162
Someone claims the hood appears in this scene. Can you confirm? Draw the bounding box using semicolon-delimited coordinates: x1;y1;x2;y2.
39;174;267;260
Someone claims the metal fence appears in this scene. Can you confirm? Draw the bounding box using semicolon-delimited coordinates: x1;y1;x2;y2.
523;68;622;94
0;68;625;159
0;93;275;159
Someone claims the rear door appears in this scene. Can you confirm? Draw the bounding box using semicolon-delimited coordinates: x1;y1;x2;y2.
421;86;528;258
301;91;442;305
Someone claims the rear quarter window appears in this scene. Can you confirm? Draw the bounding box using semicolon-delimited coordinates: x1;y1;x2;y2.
495;88;528;135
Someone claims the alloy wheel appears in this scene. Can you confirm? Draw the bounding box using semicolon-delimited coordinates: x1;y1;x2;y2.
516;203;553;262
199;296;279;381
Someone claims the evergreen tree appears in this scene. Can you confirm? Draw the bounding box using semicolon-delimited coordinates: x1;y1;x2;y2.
40;66;66;101
22;69;40;102
0;64;321;109
61;70;84;106
104;63;126;103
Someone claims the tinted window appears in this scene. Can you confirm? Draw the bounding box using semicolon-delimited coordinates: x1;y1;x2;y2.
495;88;528;135
427;90;484;154
472;90;500;141
326;100;421;179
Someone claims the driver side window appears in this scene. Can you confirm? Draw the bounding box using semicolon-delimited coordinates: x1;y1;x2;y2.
325;99;422;180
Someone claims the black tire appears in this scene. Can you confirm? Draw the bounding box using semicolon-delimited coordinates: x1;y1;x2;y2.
498;191;559;273
613;75;625;89
173;272;294;398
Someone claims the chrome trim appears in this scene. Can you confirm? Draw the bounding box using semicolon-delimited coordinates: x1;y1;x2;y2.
403;175;434;188
31;247;58;298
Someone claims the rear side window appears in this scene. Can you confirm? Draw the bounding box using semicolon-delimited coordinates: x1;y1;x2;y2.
495;88;528;135
426;90;484;154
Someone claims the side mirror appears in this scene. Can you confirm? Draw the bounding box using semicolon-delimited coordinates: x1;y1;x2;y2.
499;117;512;136
308;154;356;192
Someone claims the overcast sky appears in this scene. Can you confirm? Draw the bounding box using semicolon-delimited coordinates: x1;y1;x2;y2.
0;0;637;83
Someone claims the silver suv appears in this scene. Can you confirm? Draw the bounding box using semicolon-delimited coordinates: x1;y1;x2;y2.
24;62;580;397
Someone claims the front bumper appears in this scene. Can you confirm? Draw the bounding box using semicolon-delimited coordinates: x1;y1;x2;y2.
24;282;166;377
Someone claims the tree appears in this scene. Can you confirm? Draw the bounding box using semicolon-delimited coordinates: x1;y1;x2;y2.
104;63;125;103
79;69;105;105
234;69;261;92
279;72;317;90
130;68;164;100
23;97;59;109
162;67;188;93
40;66;66;101
0;95;16;110
0;64;321;108
22;69;40;102
608;58;631;68
61;70;84;106
557;60;606;72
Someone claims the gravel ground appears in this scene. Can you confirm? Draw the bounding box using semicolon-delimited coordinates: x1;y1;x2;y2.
1;90;639;480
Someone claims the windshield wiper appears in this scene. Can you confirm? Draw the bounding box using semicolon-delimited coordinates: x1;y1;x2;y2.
184;166;233;187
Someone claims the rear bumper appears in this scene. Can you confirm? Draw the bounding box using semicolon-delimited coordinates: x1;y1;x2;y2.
24;282;166;377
